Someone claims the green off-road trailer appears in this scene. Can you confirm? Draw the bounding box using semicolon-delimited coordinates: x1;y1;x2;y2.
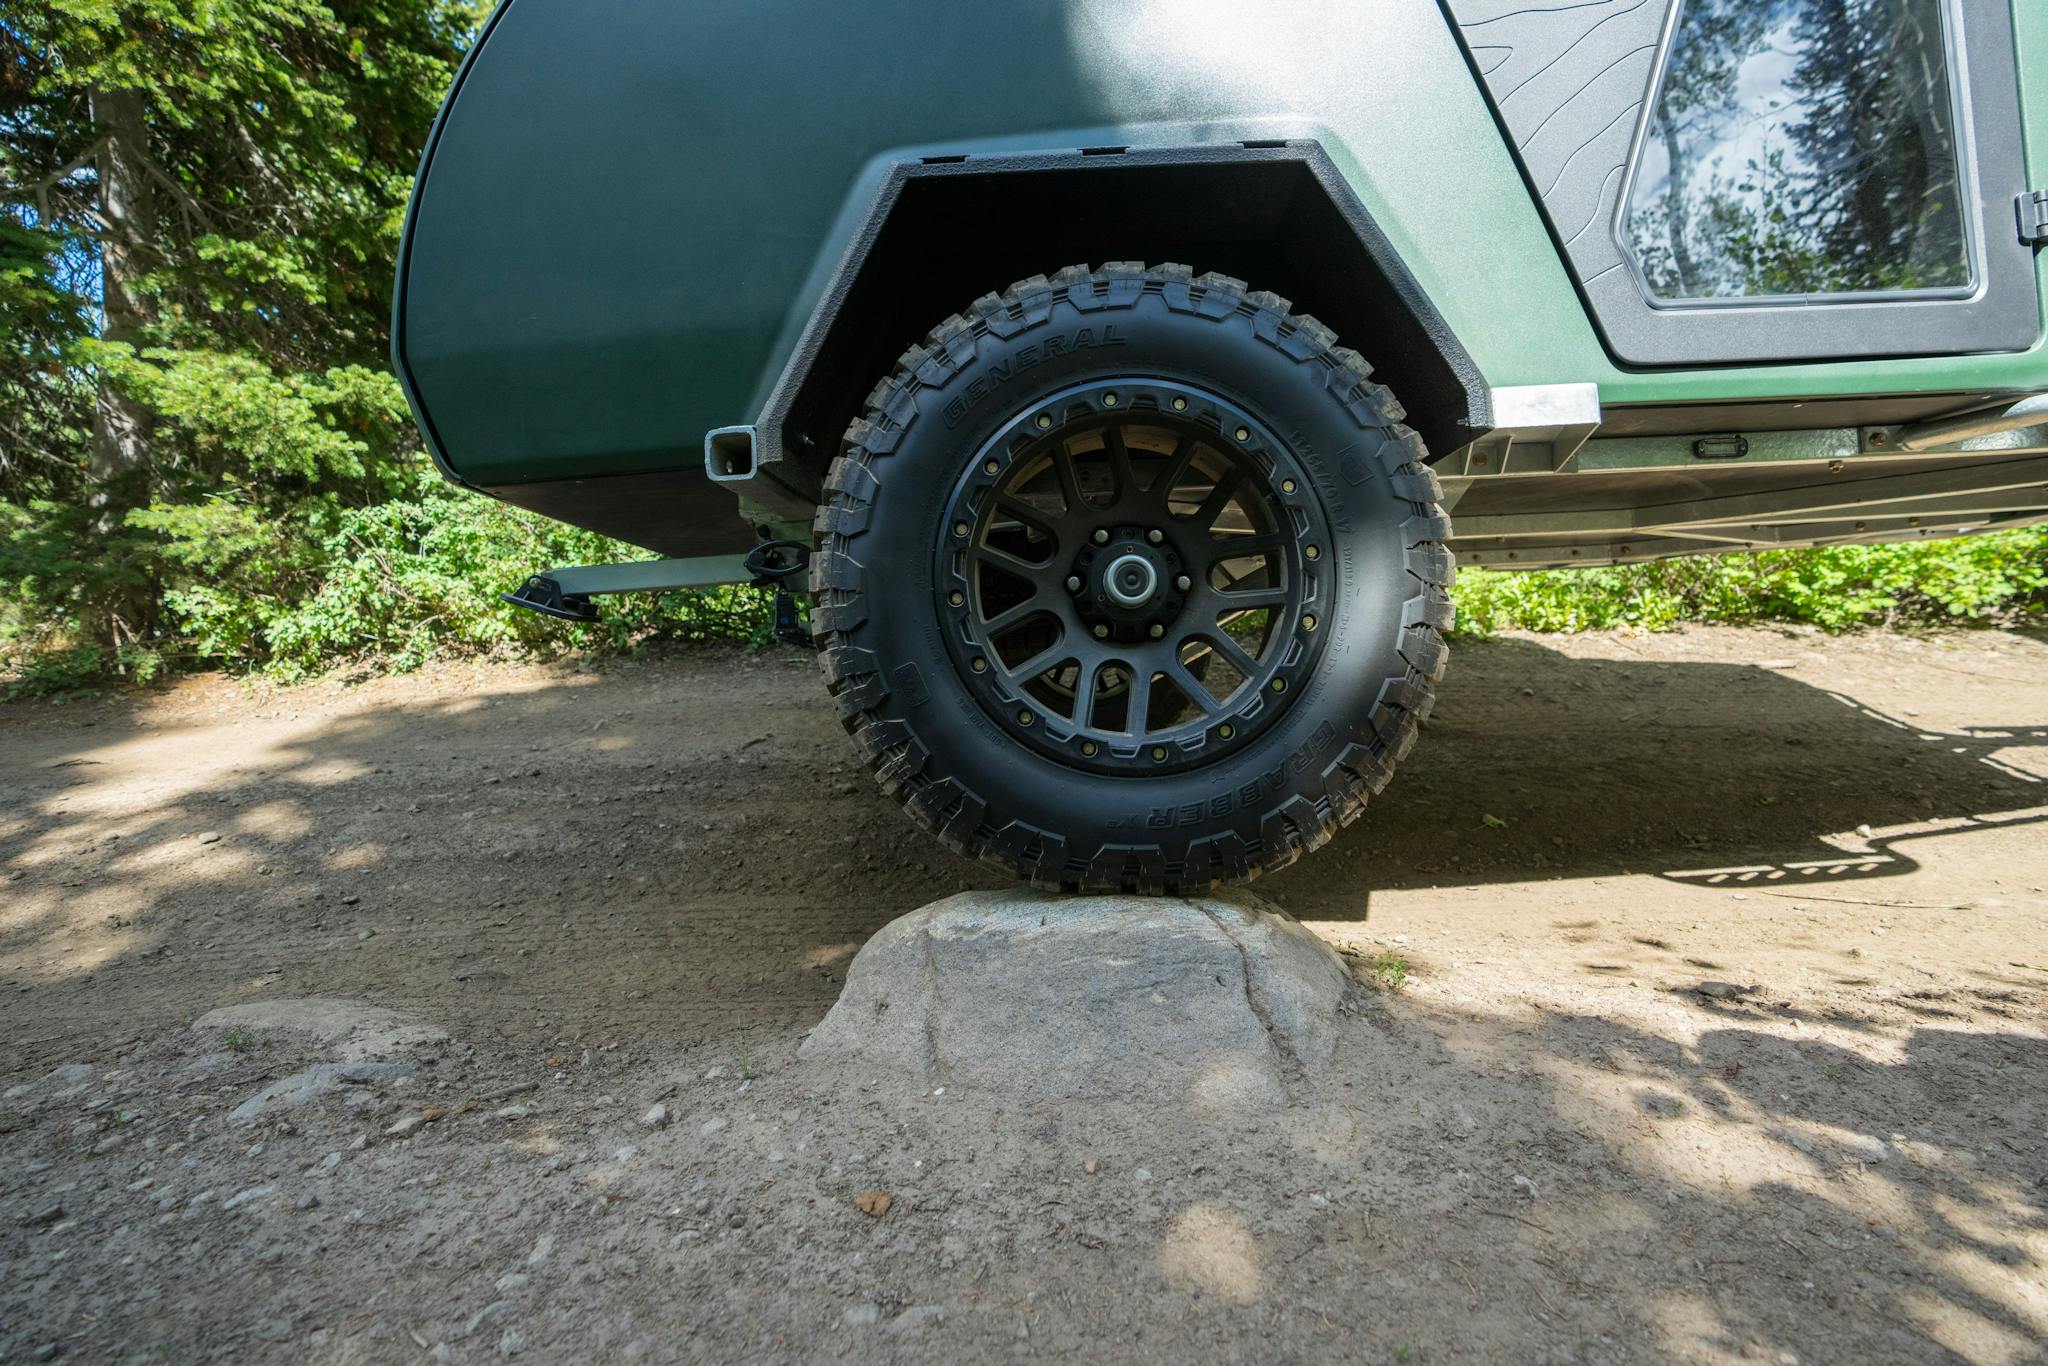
394;0;2048;891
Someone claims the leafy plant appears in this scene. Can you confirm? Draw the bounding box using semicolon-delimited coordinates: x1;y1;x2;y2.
1449;531;2048;637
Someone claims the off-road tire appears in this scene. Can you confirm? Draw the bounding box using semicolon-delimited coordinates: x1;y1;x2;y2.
809;262;1453;892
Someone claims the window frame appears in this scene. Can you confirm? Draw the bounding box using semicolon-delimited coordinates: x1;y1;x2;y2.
1582;0;2037;366
1614;0;1982;312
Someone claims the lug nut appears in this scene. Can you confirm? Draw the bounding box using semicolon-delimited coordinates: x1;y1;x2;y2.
1092;529;1110;545
1146;528;1164;545
1148;624;1165;639
1066;575;1083;592
1175;575;1192;592
1092;624;1109;639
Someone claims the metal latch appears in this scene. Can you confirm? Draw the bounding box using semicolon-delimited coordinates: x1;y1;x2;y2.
2020;189;2048;245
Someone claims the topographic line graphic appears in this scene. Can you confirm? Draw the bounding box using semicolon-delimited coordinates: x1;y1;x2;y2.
1470;44;1515;75
1541;98;1642;200
1459;0;1638;27
1565;165;1627;247
1517;42;1656;150
1497;0;1656;106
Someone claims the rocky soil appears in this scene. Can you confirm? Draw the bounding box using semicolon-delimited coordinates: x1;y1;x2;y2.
1;626;2044;1363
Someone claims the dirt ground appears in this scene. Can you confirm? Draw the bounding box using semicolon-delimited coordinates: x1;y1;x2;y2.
1;624;2044;1364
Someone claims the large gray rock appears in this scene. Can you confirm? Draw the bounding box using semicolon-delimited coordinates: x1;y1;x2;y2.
800;891;1351;1107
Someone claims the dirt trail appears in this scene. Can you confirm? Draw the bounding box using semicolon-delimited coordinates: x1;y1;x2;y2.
2;626;2044;1363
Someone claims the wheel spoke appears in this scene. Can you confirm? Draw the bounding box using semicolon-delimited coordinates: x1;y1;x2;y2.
1123;669;1153;735
1051;445;1086;516
1165;659;1221;716
1188;470;1243;531
1105;426;1139;504
1210;532;1282;562
980;596;1044;636
1156;435;1201;507
1003;639;1066;684
1206;629;1261;678
1213;584;1288;612
977;543;1058;585
1070;657;1104;724
995;495;1059;537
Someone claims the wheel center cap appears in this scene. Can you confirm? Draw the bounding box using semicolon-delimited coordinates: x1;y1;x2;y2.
1102;552;1159;608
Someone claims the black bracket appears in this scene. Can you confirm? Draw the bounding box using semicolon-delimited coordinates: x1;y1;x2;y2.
744;537;811;587
747;531;813;648
501;575;601;624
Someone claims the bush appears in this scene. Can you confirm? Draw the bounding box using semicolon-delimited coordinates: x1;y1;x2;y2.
5;470;2042;692
1448;528;2048;635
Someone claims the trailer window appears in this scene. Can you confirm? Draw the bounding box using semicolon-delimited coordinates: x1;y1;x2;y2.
1621;0;1970;303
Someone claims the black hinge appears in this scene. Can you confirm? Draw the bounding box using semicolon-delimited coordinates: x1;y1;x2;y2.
2020;189;2048;246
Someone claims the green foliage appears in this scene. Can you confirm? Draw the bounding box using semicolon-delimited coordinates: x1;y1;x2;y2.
0;0;482;678
1450;529;2048;636
0;0;2040;691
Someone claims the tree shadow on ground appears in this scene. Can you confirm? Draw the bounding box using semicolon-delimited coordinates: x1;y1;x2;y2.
1272;635;2048;922
1;635;2043;1058
0;637;2043;1362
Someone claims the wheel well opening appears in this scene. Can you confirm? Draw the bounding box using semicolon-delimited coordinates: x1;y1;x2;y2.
772;149;1486;481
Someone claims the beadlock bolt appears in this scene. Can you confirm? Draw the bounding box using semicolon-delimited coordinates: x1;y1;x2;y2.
1036;414;1053;429
1281;478;1297;494
948;591;964;607
1171;396;1188;411
1234;426;1250;442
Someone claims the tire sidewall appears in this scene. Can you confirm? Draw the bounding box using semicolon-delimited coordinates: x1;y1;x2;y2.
847;288;1420;868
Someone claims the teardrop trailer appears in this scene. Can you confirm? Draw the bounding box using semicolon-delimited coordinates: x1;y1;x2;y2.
394;0;2048;892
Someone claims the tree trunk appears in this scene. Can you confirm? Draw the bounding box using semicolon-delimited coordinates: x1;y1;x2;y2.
87;84;156;537
1660;121;1698;295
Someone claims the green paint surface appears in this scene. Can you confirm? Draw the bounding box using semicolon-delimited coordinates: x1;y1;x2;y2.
398;0;2046;490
